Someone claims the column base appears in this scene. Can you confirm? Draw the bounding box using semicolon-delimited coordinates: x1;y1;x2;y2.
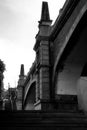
34;99;55;110
34;95;79;112
54;94;78;112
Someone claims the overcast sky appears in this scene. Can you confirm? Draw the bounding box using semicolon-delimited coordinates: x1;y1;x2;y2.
0;0;66;89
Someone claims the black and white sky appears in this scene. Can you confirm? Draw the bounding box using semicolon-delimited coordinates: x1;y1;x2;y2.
0;0;65;89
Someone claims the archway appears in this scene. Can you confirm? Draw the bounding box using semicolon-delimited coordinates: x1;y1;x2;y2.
54;10;87;111
24;82;36;110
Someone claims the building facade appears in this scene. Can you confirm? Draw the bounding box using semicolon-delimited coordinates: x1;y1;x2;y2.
17;0;87;112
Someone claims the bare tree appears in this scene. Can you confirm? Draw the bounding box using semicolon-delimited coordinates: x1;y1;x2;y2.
0;59;5;109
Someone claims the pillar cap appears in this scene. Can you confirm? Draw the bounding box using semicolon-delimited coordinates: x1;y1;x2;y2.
39;1;52;25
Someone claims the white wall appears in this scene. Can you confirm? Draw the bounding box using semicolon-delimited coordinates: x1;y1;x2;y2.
56;63;82;95
77;77;87;111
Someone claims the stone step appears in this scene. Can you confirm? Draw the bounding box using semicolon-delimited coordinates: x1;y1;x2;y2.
0;111;87;130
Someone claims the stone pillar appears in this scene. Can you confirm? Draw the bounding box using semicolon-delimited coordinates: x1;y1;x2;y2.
34;2;52;110
39;41;50;100
16;64;26;110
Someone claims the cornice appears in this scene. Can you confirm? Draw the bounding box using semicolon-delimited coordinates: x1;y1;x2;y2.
34;35;49;51
50;0;80;41
23;61;36;87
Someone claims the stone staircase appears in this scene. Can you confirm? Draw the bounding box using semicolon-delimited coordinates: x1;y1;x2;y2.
0;110;87;130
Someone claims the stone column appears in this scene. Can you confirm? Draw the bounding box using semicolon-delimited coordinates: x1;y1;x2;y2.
34;2;52;110
16;64;26;110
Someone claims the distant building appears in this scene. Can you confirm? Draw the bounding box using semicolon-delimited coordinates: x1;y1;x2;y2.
2;87;17;110
17;0;87;112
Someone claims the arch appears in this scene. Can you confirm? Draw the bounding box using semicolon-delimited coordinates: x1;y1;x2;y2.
53;2;87;85
24;79;36;102
52;6;87;112
53;6;87;111
24;81;36;110
53;3;87;107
